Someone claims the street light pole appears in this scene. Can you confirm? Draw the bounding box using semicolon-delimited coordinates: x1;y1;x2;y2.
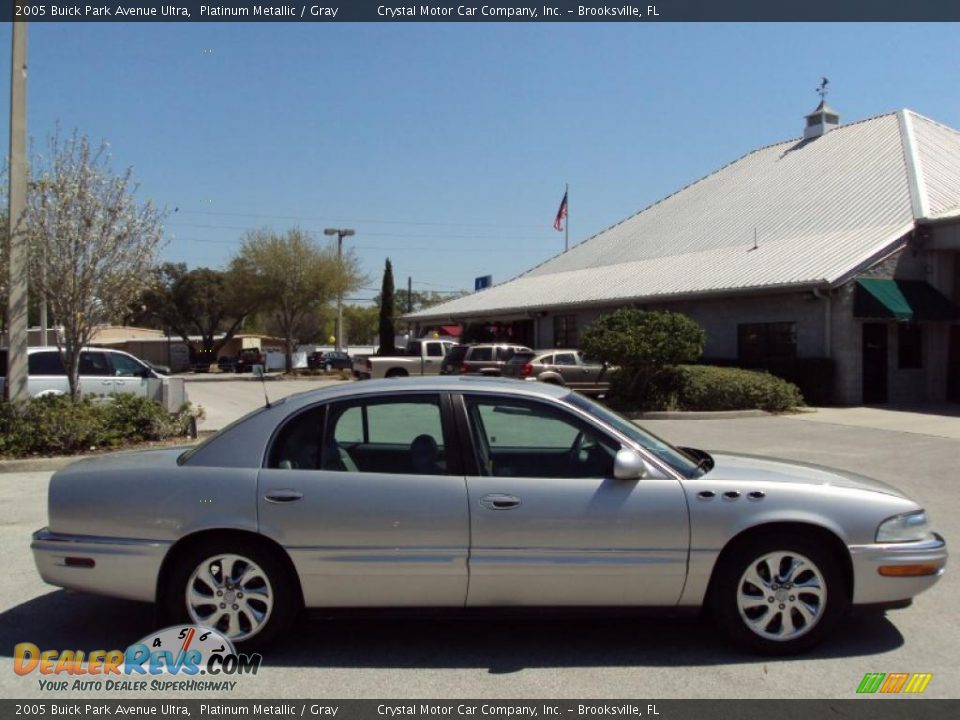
323;228;354;352
6;21;28;402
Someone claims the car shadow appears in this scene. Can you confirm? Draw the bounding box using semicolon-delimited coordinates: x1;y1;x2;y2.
1;591;904;672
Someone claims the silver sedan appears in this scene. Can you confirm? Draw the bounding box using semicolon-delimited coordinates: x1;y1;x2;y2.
32;377;947;654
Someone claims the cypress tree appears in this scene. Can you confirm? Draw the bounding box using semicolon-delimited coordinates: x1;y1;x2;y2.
378;258;397;355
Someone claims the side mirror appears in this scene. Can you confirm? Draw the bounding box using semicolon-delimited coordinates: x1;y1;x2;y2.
614;448;648;480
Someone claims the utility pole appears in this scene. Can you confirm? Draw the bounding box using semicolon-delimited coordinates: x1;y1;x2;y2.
5;21;28;402
407;276;412;313
323;227;354;352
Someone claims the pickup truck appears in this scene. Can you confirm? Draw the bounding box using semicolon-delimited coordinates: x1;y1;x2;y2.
356;339;457;379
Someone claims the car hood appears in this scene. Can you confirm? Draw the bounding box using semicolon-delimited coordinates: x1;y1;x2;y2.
703;452;906;498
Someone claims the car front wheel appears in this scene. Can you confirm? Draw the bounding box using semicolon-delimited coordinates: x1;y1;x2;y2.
163;538;297;649
711;534;848;655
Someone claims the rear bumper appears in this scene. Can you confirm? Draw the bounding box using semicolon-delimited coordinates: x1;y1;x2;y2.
31;528;169;603
849;533;947;605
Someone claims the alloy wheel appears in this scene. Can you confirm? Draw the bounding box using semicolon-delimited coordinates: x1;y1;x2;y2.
185;553;274;642
736;551;827;642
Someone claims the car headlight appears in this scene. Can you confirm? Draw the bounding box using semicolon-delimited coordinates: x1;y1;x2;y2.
876;510;933;543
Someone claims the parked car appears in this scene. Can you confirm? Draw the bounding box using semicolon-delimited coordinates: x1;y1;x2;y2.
307;351;353;372
457;343;532;376
358;338;457;379
440;344;469;375
0;347;166;399
234;349;265;374
32;377;946;654
504;349;611;395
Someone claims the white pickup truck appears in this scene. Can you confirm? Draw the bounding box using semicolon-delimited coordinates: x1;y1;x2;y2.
356;339;457;379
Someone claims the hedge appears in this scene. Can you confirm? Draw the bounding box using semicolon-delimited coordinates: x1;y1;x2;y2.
0;394;203;458
609;364;805;412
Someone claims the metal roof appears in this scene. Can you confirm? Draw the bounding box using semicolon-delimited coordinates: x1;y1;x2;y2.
409;109;960;322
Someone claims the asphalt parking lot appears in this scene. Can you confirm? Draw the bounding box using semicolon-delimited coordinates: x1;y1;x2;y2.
1;394;957;699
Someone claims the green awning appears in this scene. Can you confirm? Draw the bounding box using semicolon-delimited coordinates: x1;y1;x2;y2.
854;279;959;321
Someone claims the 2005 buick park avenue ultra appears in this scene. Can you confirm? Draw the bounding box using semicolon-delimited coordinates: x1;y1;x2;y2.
32;377;947;654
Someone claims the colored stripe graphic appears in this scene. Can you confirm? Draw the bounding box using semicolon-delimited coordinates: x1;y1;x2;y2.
856;672;932;694
903;673;933;694
880;672;909;693
857;673;886;693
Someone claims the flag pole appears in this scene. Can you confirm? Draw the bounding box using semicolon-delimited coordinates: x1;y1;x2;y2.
564;183;569;252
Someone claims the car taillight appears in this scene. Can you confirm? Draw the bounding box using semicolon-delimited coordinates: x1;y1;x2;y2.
521;363;533;376
460;363;468;373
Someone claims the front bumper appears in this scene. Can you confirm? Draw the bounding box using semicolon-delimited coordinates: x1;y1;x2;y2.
31;528;169;603
848;533;947;605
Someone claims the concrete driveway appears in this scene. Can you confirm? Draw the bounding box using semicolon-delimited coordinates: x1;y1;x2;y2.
1;411;956;699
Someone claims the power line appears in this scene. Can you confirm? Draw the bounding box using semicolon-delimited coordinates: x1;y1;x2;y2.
166;221;553;242
167;235;550;253
174;208;546;230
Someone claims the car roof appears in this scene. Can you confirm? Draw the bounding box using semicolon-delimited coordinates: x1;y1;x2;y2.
279;375;570;411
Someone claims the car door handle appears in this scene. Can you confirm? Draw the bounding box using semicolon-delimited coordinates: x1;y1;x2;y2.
480;494;521;510
264;489;303;504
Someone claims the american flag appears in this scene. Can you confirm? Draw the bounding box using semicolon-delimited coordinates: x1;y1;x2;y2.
553;191;568;231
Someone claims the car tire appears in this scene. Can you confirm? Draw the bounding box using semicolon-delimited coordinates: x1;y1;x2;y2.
324;363;332;372
710;533;848;655
162;536;299;651
385;368;408;378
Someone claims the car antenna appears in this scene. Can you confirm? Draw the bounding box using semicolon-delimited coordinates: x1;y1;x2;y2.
254;364;271;407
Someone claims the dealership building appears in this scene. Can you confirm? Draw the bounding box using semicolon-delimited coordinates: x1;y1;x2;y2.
407;105;960;404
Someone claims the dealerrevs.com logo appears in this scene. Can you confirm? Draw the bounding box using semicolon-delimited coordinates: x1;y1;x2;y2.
856;672;933;694
14;625;261;692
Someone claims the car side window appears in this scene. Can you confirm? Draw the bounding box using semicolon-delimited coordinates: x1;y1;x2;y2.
539;355;554;365
268;406;325;470
79;352;111;376
28;351;66;376
554;353;577;366
426;343;444;357
470;347;493;361
465;397;618;479
110;352;147;377
322;394;451;475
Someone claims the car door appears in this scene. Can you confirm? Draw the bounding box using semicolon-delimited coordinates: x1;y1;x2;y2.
107;351;151;397
459;393;689;607
27;350;68;396
78;351;116;398
257;393;470;608
553;351;588;389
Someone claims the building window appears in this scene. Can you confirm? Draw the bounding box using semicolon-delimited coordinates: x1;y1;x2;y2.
898;323;922;369
737;322;797;364
553;315;578;348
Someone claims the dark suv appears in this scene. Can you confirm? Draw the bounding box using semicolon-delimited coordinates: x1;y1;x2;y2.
458;343;532;376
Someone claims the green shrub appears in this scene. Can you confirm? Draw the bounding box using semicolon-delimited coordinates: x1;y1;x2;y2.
581;308;705;402
0;394;203;458
658;365;805;412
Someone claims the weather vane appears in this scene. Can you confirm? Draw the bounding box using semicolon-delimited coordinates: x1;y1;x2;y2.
817;77;830;101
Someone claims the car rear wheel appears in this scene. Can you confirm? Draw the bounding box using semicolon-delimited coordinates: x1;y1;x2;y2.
324;362;333;372
163;537;297;650
385;368;408;378
710;534;848;655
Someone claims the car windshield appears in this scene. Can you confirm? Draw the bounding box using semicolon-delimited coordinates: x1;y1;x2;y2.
565;393;704;479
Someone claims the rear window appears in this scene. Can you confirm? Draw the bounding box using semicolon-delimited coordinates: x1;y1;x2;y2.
29;351;66;375
508;352;535;364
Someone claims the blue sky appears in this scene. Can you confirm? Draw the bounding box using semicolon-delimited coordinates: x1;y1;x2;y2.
2;22;959;301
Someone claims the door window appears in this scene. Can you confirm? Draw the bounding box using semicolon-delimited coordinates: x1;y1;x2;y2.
268;406;326;470
110;352;148;377
465;397;617;479
79;352;111;376
554;353;577;366
322;395;451;475
426;343;444;357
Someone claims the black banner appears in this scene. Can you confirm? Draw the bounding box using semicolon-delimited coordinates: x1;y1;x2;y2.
3;701;960;720
4;0;960;23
